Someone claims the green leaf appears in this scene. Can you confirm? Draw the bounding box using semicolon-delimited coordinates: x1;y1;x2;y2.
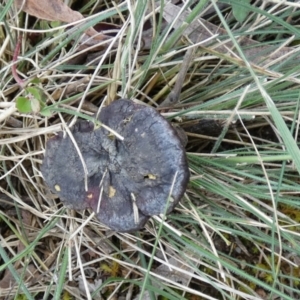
16;97;32;113
231;0;251;23
30;78;41;84
26;86;42;102
50;20;61;28
40;107;52;117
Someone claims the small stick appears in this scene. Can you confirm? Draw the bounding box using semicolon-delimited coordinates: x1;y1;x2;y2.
159;46;195;108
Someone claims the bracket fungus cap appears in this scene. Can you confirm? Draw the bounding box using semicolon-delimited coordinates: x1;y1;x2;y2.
41;99;189;232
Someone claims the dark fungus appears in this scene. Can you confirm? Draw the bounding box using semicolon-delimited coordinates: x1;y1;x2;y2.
41;99;189;232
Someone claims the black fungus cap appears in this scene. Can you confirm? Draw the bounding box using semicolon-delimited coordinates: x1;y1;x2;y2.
41;99;189;232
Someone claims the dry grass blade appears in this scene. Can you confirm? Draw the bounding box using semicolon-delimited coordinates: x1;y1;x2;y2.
163;2;300;66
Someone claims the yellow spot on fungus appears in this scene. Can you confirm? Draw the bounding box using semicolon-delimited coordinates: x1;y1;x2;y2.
107;133;115;140
144;174;156;180
108;186;116;198
54;184;61;192
87;193;93;199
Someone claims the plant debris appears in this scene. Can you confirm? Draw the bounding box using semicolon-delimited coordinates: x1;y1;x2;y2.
14;0;109;48
41;99;189;232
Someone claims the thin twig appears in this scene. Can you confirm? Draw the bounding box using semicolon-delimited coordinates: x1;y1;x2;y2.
159;46;195;108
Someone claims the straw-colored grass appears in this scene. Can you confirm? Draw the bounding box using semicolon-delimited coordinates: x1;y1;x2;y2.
1;1;300;299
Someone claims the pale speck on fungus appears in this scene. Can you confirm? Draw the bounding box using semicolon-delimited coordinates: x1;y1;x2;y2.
41;99;189;232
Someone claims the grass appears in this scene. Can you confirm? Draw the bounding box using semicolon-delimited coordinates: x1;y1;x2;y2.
1;0;300;299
